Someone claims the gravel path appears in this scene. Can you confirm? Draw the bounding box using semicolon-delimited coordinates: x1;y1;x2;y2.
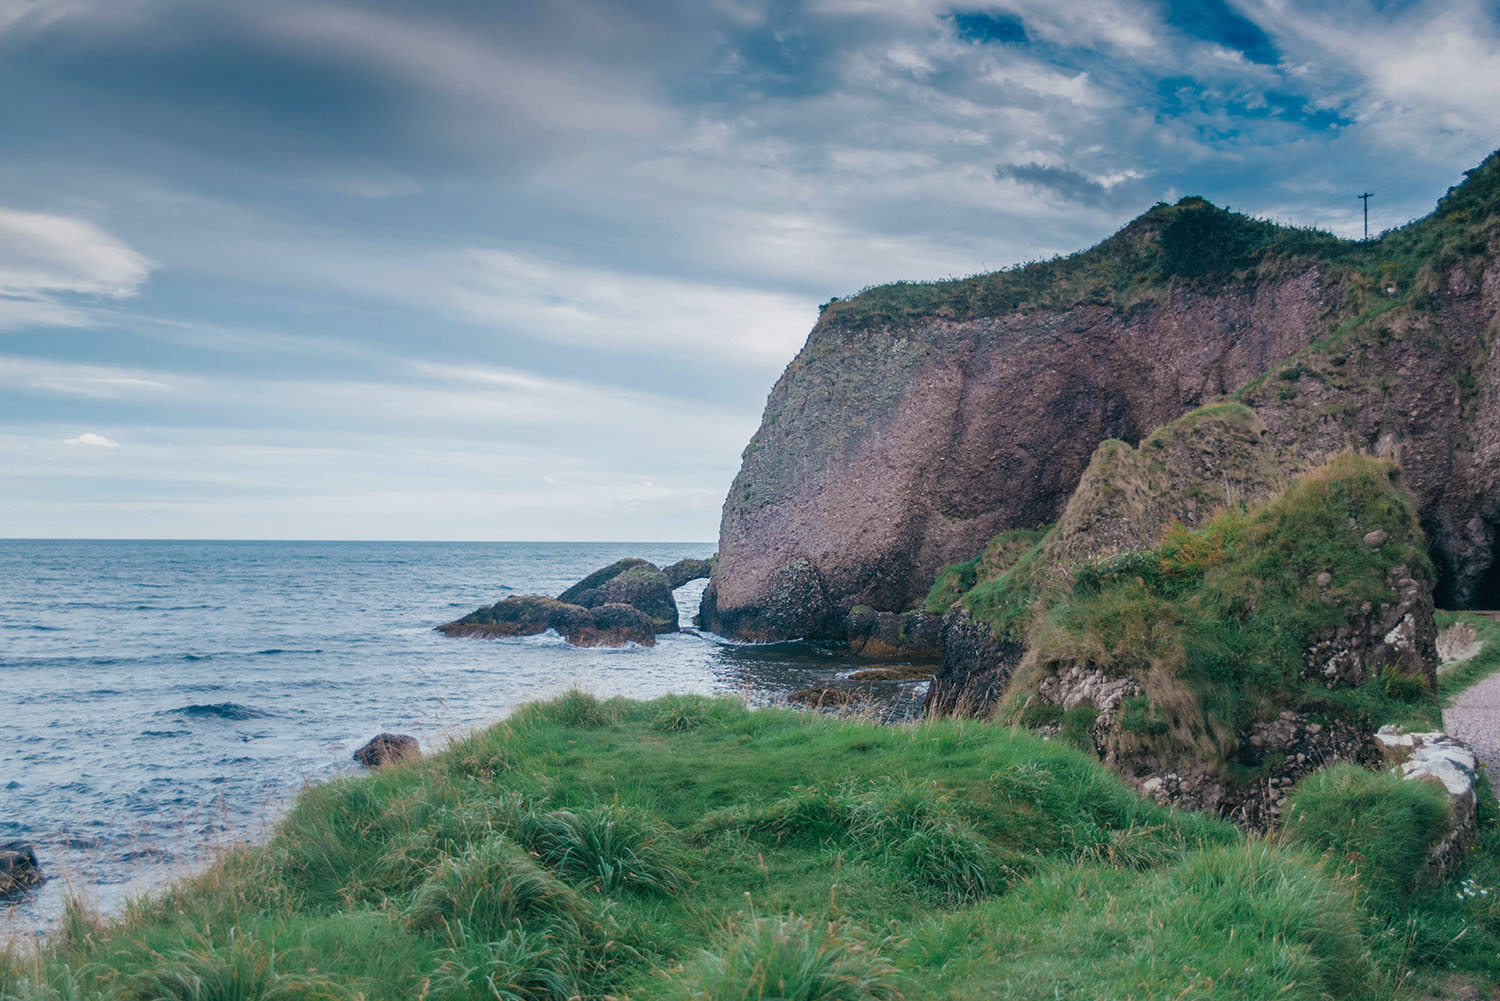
1444;669;1500;772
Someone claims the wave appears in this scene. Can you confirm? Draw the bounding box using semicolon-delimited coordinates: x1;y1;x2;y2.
166;703;273;721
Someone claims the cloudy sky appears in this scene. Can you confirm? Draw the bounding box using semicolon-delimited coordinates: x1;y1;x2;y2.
2;0;1498;540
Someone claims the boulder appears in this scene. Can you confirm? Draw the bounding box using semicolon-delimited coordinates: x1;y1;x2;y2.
844;606;941;660
0;841;43;898
559;559;679;633
353;733;420;768
571;602;656;647
663;556;715;589
437;594;654;648
1375;726;1479;877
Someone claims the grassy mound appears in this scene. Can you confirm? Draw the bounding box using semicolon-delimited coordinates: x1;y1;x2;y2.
4;692;1500;999
1007;455;1438;751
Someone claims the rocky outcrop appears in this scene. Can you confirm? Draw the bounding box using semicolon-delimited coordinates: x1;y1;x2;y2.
1042;403;1294;567
559;559;678;633
0;841;43;898
1154;712;1379;831
707;153;1500;639
843;606;941;659
354;733;420;768
923;604;1025;714
438;595;656;648
663;556;715;589
1375;727;1479;876
1303;564;1439;691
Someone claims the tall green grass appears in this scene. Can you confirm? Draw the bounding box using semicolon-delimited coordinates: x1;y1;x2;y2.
5;693;1500;999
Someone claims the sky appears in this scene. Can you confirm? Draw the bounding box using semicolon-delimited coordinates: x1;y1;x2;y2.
2;0;1499;541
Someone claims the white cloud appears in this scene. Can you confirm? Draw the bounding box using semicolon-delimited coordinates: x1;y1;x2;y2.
64;431;119;448
0;206;153;329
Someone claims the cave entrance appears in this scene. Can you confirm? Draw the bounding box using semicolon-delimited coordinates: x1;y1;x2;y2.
1471;530;1500;611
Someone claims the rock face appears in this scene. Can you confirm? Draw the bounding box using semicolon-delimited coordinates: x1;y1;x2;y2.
559;559;679;633
924;604;1025;714
353;733;420;768
1375;727;1479;876
705;156;1500;639
1303;565;1440;691
0;841;43;898
843;607;941;659
438;595;656;648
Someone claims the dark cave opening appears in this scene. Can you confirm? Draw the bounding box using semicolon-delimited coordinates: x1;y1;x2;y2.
1470;534;1500;611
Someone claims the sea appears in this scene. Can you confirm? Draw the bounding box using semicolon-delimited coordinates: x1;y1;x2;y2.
0;540;927;938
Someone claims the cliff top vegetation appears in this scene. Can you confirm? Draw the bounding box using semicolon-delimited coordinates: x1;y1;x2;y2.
818;150;1500;334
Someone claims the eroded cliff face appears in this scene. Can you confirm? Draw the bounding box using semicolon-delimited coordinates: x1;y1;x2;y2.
702;267;1339;640
703;157;1500;641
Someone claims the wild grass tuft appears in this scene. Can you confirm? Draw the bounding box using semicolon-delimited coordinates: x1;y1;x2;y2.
1284;762;1454;912
428;930;580;1001
534;805;688;895
668;912;900;1001
121;936;348;1001
403;836;591;942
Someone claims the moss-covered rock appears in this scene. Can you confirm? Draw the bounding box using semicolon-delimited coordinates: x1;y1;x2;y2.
558;559;678;633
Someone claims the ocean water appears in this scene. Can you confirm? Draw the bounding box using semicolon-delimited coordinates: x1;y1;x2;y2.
0;540;926;937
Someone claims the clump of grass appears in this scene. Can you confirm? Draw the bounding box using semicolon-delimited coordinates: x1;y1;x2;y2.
668;913;900;1001
534;805;688;895
428;930;579;1001
121;936;348;1001
404;837;591;942
1283;762;1454;912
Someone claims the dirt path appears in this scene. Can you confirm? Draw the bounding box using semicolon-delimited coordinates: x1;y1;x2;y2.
1445;669;1500;773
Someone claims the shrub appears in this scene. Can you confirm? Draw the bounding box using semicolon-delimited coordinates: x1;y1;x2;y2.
1283;763;1453;912
668;913;899;1001
534;805;688;895
404;837;591;941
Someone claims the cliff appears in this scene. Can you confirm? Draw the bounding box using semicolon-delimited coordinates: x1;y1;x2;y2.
702;151;1500;640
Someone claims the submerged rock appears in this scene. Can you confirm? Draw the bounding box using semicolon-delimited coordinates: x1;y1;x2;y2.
353;733;420;769
559;559;678;633
438;594;655;648
0;841;43;898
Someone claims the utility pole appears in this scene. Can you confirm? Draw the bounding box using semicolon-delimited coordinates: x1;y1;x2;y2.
1358;191;1373;240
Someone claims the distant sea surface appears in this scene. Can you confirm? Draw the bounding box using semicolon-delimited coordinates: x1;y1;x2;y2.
0;540;924;936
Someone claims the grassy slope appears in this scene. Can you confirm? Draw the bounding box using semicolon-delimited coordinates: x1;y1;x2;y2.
5;692;1500;1000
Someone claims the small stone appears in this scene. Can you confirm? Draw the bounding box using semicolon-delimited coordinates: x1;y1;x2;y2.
1363;529;1389;547
354;733;420;768
1316;572;1333;588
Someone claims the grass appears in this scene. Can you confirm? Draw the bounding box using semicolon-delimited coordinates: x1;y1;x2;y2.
1436;612;1500;703
5;692;1500;999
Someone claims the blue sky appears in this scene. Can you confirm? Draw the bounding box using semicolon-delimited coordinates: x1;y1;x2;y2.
2;0;1498;540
